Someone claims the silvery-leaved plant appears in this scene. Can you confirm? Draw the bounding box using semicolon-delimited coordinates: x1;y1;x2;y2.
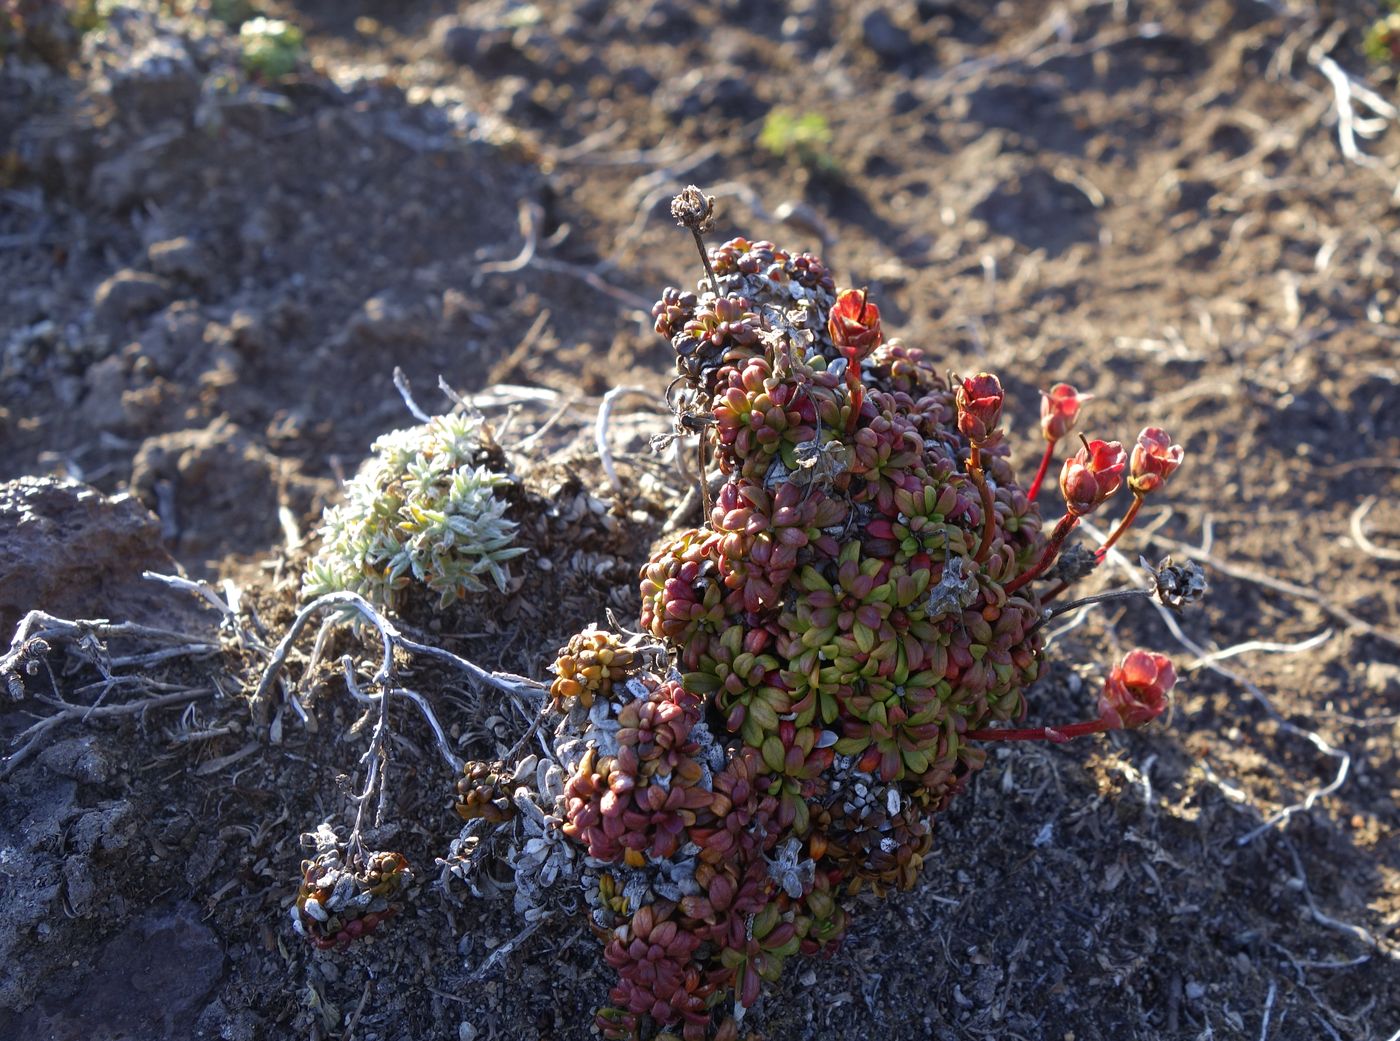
302;413;526;611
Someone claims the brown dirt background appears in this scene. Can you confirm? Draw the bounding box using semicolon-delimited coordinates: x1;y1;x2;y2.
2;1;1399;1039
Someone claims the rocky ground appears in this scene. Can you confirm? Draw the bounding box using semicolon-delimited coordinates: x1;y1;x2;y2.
1;1;1398;1039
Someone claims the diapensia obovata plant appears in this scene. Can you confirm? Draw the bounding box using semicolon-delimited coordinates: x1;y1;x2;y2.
305;186;1203;1041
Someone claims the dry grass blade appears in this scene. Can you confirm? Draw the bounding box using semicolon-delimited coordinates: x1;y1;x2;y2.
1349;497;1400;562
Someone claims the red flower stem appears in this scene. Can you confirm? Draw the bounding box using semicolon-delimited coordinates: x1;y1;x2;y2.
1097;493;1144;559
964;718;1112;743
1026;441;1055;503
1005;512;1079;595
968;443;997;564
845;379;864;435
1040;579;1070;602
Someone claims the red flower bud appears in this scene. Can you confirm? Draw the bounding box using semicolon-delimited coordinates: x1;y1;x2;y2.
1128;427;1184;497
1059;438;1125;516
955;372;1004;444
1097;649;1177;729
827;289;882;361
1039;383;1092;443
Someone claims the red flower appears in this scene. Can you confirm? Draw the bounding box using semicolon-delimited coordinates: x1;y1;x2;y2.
1059;438;1125;516
954;372;1004;444
1040;383;1092;443
1097;649;1177;729
827;289;882;361
1128;427;1184;497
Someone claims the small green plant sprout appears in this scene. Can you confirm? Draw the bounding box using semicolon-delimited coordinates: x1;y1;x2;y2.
301;412;527;612
239;15;303;79
1365;3;1400;75
210;0;258;28
759;108;838;173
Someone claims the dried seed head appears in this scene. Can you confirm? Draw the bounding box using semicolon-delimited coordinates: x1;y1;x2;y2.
1046;542;1099;585
670;185;716;233
1144;555;1207;610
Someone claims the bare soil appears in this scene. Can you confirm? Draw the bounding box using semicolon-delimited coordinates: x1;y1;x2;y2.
2;1;1398;1040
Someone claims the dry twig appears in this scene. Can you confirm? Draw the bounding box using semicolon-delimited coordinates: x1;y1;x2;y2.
595;385;656;494
2;686;213;778
1079;521;1353;847
1143;533;1400;652
250;591;545;728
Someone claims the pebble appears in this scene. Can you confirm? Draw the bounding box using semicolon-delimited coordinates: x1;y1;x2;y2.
862;7;915;64
93;270;172;326
146;237;209;284
1365;661;1399;695
36;737;114;785
62;857;97;916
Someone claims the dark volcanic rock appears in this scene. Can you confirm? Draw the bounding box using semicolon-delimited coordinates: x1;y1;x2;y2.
0;478;185;638
9;904;225;1041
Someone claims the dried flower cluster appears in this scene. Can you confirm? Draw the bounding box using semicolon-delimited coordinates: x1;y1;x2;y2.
302;413;526;611
291;826;412;950
445;219;1190;1039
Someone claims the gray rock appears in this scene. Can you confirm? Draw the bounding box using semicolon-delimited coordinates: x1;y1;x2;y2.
89;143;177;211
11;904;225;1040
93;270;172;326
36;736;115;785
109;36;202;125
183;835;227;889
0;771;77;1007
129;417;319;562
82;353;130;430
72;803;136;857
439;18;517;69
228;309;270;359
662;67;769;121
195;998;263;1041
62;857;97;916
133;302;206;375
0;477;193;640
147;237;210;284
862;7;914;63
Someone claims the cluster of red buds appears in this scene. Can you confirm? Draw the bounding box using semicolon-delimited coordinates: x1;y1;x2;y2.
291;837;411;950
475;198;1192;1039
